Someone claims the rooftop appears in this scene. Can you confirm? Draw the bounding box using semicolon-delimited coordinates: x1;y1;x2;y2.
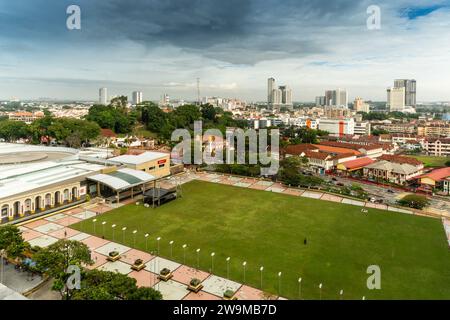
419;167;450;182
88;168;156;191
339;157;375;170
109;151;169;165
0;160;106;199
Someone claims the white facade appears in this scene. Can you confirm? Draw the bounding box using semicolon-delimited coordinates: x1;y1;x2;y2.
318;118;355;136
132;91;143;105
387;87;405;112
354;121;371;136
99;88;108;105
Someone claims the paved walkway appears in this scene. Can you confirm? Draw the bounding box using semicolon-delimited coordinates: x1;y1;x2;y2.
193;172;414;215
18;203;278;301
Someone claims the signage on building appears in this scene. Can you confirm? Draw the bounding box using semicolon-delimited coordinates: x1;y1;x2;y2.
79;186;87;196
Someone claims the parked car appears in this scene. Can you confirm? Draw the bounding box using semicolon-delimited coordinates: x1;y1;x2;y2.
332;177;337;181
387;189;395;194
336;183;344;187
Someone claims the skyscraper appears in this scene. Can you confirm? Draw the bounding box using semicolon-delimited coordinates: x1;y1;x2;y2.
267;78;293;110
394;79;416;107
267;78;275;107
387;87;405;112
99;88;108;105
132;91;143;105
324;89;348;107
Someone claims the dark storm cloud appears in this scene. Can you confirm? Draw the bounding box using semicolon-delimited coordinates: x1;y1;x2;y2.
0;0;369;64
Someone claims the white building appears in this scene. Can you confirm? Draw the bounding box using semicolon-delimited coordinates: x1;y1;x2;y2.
318;118;355;136
387;87;405;112
354;121;371;136
132;91;143;105
354;98;370;113
99;88;108;105
267;78;293;110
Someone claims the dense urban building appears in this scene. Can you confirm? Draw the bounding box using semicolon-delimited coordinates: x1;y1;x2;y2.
267;78;293;110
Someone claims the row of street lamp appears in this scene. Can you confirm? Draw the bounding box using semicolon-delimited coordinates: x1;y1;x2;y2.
88;220;363;300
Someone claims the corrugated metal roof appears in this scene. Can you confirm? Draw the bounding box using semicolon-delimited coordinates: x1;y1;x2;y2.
87;168;156;191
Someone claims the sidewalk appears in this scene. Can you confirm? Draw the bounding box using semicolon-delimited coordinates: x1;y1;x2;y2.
17;204;279;301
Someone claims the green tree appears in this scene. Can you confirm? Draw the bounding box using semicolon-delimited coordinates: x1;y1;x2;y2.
0;225;26;260
201;103;217;122
34;240;93;300
71;269;162;300
0;120;30;142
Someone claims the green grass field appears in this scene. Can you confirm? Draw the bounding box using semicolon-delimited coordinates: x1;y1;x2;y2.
409;155;449;168
72;180;450;300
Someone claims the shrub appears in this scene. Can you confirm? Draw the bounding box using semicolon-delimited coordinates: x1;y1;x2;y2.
190;278;201;287
160;268;170;275
109;251;119;257
224;289;235;298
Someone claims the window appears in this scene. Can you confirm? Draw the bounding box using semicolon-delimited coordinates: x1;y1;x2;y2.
149;166;155;171
158;164;165;168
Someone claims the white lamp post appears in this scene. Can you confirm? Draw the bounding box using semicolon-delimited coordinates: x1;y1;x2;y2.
122;227;127;243
111;224;116;241
182;244;187;264
362;296;366;300
340;289;344;300
242;261;247;283
319;283;323;300
211;252;215;273
260;266;264;289
278;272;282;296
169;241;174;258
102;221;106;236
93;219;97;234
298;277;302;299
226;257;230;278
156;237;161;256
133;230;137;247
196;248;200;268
144;233;149;251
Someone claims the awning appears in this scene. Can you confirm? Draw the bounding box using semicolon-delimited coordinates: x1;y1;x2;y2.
87;168;156;191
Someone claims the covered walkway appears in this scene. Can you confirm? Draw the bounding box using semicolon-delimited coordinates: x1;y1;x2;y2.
87;168;157;204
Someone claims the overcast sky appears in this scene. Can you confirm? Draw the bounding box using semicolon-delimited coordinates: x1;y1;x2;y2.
1;0;450;102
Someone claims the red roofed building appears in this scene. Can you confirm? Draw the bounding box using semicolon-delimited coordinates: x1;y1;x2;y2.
100;129;117;138
336;157;376;175
417;167;450;194
282;144;318;157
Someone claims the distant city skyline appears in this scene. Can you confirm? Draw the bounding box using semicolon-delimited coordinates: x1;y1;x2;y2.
1;1;450;101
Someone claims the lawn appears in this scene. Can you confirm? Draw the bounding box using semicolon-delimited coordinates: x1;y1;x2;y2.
72;180;450;300
409;155;449;168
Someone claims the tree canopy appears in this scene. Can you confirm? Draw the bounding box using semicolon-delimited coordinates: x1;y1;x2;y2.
0;225;27;259
34;239;93;300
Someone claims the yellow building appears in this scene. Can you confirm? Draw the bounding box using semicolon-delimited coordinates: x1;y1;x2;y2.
108;151;171;178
